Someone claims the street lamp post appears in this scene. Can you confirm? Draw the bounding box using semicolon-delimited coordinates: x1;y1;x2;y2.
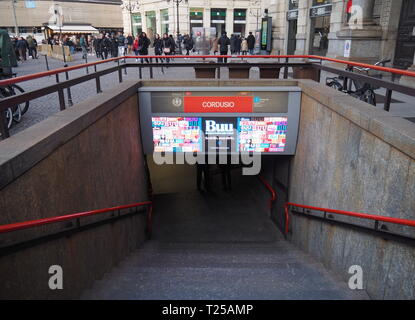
121;0;141;36
11;0;19;37
167;0;188;54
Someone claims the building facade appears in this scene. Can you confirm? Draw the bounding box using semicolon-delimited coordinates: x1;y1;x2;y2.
264;0;415;71
121;0;262;39
0;0;123;39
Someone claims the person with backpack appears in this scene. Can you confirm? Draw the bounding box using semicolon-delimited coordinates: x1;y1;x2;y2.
26;35;38;59
218;32;230;63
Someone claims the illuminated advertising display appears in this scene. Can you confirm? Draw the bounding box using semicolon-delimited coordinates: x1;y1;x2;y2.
139;87;301;155
152;117;202;152
202;118;238;153
238;117;288;153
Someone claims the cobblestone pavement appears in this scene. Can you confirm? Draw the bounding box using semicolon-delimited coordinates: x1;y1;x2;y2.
4;51;415;135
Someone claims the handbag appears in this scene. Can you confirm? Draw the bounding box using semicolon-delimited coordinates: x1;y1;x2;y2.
163;47;170;53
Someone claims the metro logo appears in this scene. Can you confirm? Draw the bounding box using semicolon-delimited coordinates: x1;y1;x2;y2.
184;96;253;113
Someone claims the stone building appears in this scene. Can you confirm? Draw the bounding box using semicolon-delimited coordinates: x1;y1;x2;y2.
264;0;415;71
0;0;123;39
121;0;262;38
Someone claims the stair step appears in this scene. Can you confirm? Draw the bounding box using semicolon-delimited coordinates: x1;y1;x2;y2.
82;264;369;300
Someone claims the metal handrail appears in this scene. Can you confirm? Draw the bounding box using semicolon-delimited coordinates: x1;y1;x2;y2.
1;54;414;87
257;175;415;236
258;175;276;210
0;201;152;234
284;202;415;234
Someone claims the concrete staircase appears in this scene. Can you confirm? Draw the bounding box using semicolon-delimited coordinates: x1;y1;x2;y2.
81;165;369;300
81;239;369;300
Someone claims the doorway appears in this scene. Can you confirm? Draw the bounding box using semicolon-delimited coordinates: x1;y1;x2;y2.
310;15;330;56
287;19;297;55
394;0;415;69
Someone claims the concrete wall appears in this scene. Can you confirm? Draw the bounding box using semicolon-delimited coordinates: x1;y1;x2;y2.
278;79;415;299
0;81;149;299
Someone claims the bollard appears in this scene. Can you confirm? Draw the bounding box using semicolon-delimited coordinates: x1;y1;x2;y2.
55;74;66;110
44;54;50;72
65;71;73;106
85;55;89;75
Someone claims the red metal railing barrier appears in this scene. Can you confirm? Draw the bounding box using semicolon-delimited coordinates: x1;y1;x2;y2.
0;201;152;234
258;175;415;235
258;175;276;210
1;54;415;87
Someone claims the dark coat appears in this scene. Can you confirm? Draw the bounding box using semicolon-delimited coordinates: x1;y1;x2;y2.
138;36;150;55
183;37;194;50
218;35;230;53
247;34;255;50
153;38;163;54
162;37;175;51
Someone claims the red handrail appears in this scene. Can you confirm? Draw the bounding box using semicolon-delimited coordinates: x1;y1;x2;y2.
1;54;414;87
0;201;152;234
286;202;415;230
258;175;276;210
257;175;415;235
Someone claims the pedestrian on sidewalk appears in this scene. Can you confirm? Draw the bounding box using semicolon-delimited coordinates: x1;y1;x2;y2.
241;37;248;55
16;37;28;61
247;32;255;55
162;33;174;63
80;35;87;59
218;32;230;63
138;32;151;63
153;34;164;63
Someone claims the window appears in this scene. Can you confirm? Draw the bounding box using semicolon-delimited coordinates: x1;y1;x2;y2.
160;9;169;34
234;9;246;21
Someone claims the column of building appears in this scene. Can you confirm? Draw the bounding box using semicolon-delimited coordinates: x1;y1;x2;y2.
273;0;289;55
122;10;132;35
203;8;211;30
155;10;161;35
294;0;309;55
226;8;234;35
333;0;382;63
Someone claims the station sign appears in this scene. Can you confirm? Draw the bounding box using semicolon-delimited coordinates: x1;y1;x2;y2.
287;9;299;21
310;4;332;18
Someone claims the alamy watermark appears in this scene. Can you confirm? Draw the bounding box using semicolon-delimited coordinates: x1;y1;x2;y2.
348;265;364;290
153;129;262;175
48;265;63;290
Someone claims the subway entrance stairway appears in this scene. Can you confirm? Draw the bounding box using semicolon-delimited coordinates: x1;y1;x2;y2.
81;162;369;300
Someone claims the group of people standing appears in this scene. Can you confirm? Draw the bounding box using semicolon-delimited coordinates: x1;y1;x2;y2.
11;35;38;62
38;30;257;63
136;33;176;63
212;31;256;63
